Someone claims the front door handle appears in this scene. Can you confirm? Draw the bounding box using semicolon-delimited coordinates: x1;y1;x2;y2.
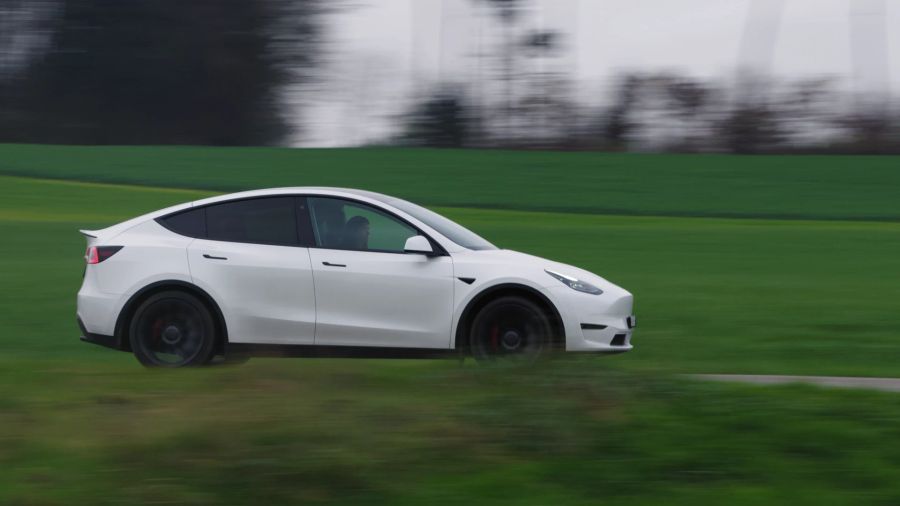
322;261;346;267
203;254;228;260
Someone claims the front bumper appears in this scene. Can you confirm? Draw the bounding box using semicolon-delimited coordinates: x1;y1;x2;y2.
546;285;636;353
577;317;635;352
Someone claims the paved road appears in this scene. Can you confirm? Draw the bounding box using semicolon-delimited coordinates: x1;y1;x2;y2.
693;374;900;393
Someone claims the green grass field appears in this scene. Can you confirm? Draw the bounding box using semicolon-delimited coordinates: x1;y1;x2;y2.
1;144;900;504
3;143;900;220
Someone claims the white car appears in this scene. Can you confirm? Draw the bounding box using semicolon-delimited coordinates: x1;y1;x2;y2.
77;188;635;366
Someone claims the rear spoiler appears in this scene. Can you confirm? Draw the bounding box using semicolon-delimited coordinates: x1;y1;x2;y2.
80;228;100;248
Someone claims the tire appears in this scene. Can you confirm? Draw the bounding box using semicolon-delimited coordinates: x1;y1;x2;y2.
129;290;218;367
469;296;552;363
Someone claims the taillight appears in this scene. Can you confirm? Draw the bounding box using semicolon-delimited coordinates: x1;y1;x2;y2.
85;246;123;264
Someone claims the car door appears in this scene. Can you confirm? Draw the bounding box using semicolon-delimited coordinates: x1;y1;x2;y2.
187;196;317;344
307;196;454;349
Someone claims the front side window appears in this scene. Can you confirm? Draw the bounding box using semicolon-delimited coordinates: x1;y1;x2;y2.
206;197;298;246
384;197;496;251
308;197;417;253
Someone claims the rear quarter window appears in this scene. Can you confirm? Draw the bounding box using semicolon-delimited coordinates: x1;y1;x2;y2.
158;208;206;238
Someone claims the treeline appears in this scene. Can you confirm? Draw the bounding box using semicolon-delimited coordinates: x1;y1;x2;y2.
398;0;898;154
0;0;325;146
400;72;900;155
2;0;896;153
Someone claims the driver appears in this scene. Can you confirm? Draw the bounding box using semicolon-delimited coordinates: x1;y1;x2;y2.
342;215;370;250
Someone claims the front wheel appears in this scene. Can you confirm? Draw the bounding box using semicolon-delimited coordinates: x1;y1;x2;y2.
469;296;552;363
129;291;217;367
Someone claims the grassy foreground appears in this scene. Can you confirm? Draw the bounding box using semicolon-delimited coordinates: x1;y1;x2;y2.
4;358;900;505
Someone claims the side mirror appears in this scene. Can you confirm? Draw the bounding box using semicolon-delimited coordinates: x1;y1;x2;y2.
404;235;434;255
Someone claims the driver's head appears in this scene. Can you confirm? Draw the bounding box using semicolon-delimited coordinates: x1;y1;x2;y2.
343;215;370;250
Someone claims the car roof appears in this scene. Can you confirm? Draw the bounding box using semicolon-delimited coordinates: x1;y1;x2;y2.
90;186;466;253
91;188;398;240
188;187;400;208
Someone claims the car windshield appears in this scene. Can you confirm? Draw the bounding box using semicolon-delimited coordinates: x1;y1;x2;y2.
385;198;497;251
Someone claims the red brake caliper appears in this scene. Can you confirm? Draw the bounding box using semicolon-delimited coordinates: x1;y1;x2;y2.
490;324;499;352
151;318;164;344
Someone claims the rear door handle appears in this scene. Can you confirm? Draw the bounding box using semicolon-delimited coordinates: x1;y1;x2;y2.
203;254;228;260
322;261;346;267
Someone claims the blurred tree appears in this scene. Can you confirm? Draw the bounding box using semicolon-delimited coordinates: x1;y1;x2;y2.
664;77;712;151
481;0;521;24
517;71;577;149
777;78;836;150
0;0;59;76
0;0;325;146
0;0;60;136
718;102;784;154
601;75;642;151
478;0;523;144
466;1;580;147
402;85;475;148
836;112;895;154
516;29;572;147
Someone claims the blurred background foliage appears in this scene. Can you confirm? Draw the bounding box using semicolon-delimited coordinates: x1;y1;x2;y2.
2;0;898;152
0;0;326;145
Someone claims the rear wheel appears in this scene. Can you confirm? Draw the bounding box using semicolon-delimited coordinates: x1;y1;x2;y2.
129;291;217;367
469;296;552;363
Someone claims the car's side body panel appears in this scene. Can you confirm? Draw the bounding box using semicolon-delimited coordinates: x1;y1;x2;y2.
187;238;317;344
309;248;454;348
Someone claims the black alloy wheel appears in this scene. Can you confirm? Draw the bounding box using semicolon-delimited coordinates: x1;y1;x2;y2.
469;296;552;362
129;291;217;367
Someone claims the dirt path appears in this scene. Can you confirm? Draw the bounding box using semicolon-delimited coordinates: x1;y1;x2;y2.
693;374;900;393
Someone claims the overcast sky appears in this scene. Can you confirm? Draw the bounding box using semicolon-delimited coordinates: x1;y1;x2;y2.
297;0;898;146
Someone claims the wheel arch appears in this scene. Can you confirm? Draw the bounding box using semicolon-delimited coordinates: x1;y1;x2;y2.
454;283;565;354
114;280;229;353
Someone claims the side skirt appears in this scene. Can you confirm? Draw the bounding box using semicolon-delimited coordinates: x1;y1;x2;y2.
226;343;459;360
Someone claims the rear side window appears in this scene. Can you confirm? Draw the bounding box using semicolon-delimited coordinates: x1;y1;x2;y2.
159;208;206;238
206;197;298;246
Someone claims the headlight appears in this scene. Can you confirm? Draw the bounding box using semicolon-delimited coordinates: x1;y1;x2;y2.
545;269;603;295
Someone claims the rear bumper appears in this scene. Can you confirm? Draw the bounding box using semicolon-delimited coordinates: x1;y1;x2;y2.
77;317;123;351
77;285;124;336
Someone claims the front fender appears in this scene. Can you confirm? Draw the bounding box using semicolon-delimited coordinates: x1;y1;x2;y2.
450;277;565;349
